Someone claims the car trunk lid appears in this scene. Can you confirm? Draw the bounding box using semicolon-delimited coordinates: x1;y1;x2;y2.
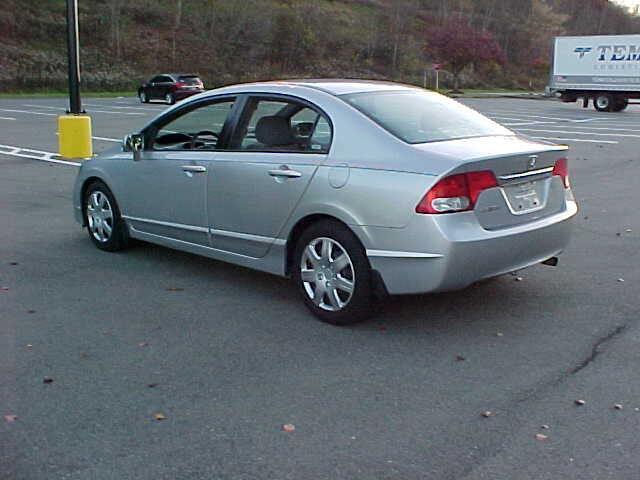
413;135;570;229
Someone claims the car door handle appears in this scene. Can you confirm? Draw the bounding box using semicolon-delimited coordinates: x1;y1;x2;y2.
268;168;302;179
181;165;207;173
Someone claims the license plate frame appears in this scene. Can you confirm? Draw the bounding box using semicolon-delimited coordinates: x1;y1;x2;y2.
501;180;547;215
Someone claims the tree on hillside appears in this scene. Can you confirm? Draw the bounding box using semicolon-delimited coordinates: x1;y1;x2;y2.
426;16;505;92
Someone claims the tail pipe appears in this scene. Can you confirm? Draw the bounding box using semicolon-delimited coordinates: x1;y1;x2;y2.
541;256;559;267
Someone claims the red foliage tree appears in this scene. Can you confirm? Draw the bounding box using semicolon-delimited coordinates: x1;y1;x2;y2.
426;17;506;92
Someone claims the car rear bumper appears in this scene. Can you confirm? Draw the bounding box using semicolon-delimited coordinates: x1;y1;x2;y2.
174;89;204;100
363;200;578;295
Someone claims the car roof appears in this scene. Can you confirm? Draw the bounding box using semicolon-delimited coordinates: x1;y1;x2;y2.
155;73;199;79
264;79;417;96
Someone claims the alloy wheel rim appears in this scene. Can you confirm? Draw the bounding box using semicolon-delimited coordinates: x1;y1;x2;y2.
86;191;113;243
166;94;172;103
300;237;355;312
140;92;146;102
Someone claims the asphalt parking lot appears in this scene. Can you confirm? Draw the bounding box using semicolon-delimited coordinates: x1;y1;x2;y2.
1;95;639;480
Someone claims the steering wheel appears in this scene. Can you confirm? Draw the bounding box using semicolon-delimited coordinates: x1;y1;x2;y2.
189;130;219;149
154;132;192;146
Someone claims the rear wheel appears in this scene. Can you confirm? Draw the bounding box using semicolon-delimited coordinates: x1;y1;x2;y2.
83;181;129;252
165;93;175;105
139;90;148;103
594;93;614;112
613;96;629;112
292;220;374;325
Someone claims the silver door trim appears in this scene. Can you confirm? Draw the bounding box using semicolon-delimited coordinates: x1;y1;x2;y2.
498;167;553;181
366;249;443;259
210;227;286;246
122;215;209;233
129;225;256;259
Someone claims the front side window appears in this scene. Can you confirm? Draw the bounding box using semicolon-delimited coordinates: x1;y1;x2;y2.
151;99;235;150
232;98;331;153
340;90;512;144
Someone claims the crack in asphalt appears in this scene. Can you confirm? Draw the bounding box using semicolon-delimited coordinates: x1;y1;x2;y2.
455;323;631;480
569;324;627;375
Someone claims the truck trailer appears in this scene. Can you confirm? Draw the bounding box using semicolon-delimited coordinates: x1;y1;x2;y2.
548;34;640;112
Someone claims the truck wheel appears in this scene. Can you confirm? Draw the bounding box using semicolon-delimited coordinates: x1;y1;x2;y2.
594;94;614;112
613;96;629;112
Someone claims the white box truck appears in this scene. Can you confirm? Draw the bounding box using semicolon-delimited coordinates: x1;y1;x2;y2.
548;34;640;112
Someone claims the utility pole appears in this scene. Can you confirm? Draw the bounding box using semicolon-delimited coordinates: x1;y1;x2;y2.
58;0;93;159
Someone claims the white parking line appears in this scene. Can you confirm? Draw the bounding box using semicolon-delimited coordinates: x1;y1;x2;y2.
528;136;618;144
515;128;640;138
0;144;81;166
524;125;640;133
502;121;559;126
93;136;121;143
0;108;56;116
85;103;159;111
21;104;146;116
486;111;598;122
0;116;16;121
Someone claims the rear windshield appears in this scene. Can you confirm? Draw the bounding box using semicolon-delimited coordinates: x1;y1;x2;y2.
178;76;201;85
339;90;512;143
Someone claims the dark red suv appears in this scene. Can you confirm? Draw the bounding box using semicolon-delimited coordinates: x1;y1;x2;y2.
138;74;204;105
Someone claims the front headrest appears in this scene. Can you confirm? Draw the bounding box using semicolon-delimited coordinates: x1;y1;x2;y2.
255;116;294;146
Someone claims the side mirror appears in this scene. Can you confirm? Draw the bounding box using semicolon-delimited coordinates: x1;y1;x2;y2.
123;133;143;161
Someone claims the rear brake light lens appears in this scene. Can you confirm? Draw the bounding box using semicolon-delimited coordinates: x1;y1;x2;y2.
175;82;186;88
552;157;570;188
416;170;497;214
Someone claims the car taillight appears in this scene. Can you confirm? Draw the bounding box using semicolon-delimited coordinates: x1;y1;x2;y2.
175;82;186;88
416;170;498;214
552;157;570;188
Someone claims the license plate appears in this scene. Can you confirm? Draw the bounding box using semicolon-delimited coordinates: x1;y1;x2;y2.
502;181;544;214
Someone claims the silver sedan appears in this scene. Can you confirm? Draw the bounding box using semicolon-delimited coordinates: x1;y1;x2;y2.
73;80;577;324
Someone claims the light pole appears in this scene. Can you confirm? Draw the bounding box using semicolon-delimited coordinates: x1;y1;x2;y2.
66;0;82;114
58;0;93;159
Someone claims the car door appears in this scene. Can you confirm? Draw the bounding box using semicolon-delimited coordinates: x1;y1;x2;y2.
119;96;237;245
147;76;163;99
160;75;176;99
207;95;332;258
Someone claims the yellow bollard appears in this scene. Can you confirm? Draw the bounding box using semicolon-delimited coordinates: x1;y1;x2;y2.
58;114;93;159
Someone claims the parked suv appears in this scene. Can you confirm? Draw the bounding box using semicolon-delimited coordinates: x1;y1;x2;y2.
138;74;204;105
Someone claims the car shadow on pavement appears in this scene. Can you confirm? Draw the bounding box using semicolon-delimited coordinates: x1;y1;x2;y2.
121;240;526;335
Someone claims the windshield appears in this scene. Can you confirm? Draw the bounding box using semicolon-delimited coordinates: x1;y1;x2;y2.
340;90;513;143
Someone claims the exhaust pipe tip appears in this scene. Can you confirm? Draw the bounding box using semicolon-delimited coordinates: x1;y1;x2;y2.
541;256;559;267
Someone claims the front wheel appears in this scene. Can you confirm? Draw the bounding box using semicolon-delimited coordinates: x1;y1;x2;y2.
83;181;129;252
292;221;374;325
165;93;175;105
139;91;148;103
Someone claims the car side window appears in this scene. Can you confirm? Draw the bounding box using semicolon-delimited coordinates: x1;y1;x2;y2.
160;76;173;83
232;98;332;153
151;99;235;151
150;76;163;83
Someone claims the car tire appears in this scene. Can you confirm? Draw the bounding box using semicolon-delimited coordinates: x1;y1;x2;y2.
83;181;129;252
594;93;614;112
292;220;374;325
613;96;629;112
139;91;148;103
165;93;175;105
